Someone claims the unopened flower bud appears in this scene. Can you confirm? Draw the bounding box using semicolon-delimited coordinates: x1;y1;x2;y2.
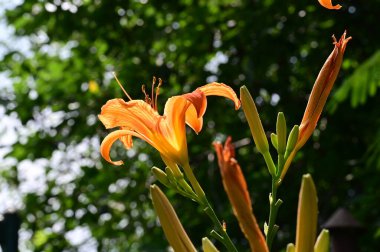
270;133;278;150
296;32;351;151
240;86;269;154
151;167;171;188
314;229;330;252
202;237;220;252
276;112;287;155
285;125;299;159
295;174;317;252
286;243;295;252
150;185;196;252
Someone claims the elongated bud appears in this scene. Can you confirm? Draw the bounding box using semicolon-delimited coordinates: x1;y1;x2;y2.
152;167;171;188
314;229;330;252
270;133;278;150
150;185;197;252
296;32;351;151
277;33;351;185
240;86;269;154
213;137;269;252
287;243;295;252
276;112;287;155
295;174;318;252
285;125;299;158
202;237;220;252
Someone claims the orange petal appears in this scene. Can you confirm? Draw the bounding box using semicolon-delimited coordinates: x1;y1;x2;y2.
100;128;160;165
185;104;203;134
183;89;207;118
183;83;240;133
318;0;342;10
198;82;241;110
119;132;133;149
161;96;189;166
98;99;158;137
183;89;207;133
100;129;139;165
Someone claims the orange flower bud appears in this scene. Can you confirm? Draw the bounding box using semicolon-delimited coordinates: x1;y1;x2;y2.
296;31;351;151
213;137;269;252
280;32;351;181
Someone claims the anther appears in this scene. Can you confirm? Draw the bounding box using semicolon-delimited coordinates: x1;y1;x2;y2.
141;85;151;104
154;78;163;111
151;76;156;105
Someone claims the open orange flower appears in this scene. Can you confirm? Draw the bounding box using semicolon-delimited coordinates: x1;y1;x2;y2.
318;0;342;10
98;79;240;170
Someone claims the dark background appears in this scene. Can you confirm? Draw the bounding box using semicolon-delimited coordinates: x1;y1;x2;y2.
0;0;379;251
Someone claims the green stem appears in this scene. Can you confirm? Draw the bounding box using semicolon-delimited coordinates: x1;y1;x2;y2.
182;162;206;204
266;178;283;250
278;154;285;176
203;202;238;252
182;162;238;252
262;151;277;176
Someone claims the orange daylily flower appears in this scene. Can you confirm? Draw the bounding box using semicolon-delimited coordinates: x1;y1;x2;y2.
99;80;240;170
213;137;268;252
280;32;351;181
318;0;342;10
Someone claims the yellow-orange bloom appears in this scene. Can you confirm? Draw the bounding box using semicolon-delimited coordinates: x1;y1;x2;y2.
213;137;268;252
280;32;351;181
318;0;342;10
99;82;240;169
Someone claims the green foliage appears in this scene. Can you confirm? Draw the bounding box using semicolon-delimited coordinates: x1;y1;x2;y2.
330;50;380;110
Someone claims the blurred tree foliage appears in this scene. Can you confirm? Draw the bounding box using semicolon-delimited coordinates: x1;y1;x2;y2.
1;0;380;251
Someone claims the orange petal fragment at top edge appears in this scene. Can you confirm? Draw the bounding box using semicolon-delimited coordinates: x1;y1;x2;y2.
318;0;342;10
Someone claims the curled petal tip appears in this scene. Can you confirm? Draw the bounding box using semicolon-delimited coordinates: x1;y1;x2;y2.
333;31;352;46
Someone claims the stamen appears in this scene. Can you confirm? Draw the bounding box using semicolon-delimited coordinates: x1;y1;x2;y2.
151;76;156;108
141;84;152;104
154;78;163;111
112;72;133;101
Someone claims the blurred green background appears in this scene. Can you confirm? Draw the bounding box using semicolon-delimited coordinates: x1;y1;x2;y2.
0;0;379;251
